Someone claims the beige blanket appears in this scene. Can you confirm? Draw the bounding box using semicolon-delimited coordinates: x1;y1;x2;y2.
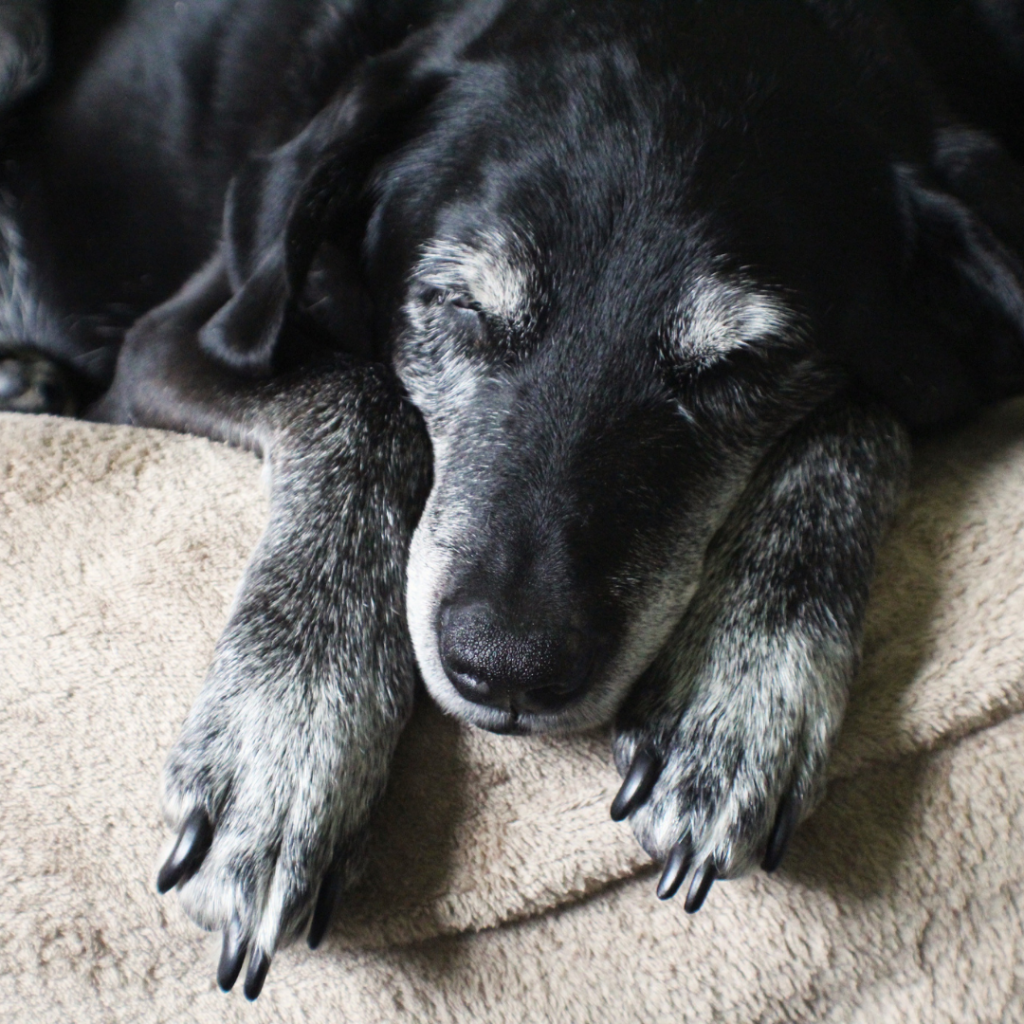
2;405;1024;1023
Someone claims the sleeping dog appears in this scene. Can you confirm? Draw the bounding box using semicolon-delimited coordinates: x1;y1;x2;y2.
2;0;1024;1001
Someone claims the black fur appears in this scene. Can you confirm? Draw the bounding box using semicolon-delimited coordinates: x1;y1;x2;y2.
1;0;1023;997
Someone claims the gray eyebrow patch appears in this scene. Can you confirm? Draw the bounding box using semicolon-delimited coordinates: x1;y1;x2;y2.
671;275;795;366
415;230;535;323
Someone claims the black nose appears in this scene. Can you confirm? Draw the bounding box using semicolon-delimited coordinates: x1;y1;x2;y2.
438;601;593;714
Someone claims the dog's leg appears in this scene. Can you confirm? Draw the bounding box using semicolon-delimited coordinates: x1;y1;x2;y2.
612;397;910;908
101;255;431;998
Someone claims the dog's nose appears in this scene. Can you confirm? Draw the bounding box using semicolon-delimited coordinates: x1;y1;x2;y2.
438;601;592;714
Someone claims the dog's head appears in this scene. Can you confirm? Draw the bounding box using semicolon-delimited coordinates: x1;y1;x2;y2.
206;1;1024;734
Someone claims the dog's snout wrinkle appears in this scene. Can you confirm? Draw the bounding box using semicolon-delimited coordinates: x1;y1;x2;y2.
438;600;593;717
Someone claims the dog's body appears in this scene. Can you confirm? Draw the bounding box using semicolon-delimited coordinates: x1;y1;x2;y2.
1;0;1023;999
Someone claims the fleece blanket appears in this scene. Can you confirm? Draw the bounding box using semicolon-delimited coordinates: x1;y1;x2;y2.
2;405;1024;1023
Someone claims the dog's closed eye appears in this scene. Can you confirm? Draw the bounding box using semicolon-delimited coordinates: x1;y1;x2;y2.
417;286;485;315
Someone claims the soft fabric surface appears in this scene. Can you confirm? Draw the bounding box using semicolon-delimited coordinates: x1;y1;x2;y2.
2;406;1024;1022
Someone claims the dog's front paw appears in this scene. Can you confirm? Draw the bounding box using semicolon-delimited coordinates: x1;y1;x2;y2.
612;627;850;911
142;364;427;998
157;637;403;999
609;400;909;910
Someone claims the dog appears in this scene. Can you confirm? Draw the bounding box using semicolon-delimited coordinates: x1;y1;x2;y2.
1;0;1023;1001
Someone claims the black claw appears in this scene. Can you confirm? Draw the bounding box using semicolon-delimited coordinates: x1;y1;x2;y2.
216;917;248;993
762;794;801;874
156;808;214;894
684;860;717;914
656;843;692;901
307;866;343;950
243;948;271;1001
610;748;661;822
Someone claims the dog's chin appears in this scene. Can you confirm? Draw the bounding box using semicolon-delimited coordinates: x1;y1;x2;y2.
459;706;591;736
422;672;623;735
437;697;573;736
477;715;532;736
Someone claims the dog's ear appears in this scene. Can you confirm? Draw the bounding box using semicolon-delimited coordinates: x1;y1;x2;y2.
866;129;1024;425
199;47;446;376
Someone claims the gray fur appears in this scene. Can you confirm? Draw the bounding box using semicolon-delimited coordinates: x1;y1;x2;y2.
117;255;881;962
614;399;911;878
0;212;63;355
108;254;431;966
6;0;1011;991
0;208;75;414
399;259;836;735
0;0;47;111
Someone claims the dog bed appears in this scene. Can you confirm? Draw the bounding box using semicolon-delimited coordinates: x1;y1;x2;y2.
2;404;1024;1023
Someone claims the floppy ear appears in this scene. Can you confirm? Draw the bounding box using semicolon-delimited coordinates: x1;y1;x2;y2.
198;47;446;376
870;128;1024;426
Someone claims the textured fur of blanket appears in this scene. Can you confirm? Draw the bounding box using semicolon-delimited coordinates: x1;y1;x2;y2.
2;407;1024;1022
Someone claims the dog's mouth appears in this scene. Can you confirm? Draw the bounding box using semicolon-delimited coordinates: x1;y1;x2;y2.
440;673;596;735
470;703;586;736
477;714;531;736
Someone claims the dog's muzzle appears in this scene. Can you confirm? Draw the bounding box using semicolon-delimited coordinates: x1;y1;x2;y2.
437;599;599;716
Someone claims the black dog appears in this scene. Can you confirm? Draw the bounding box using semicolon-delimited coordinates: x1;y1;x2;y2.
2;0;1023;1001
